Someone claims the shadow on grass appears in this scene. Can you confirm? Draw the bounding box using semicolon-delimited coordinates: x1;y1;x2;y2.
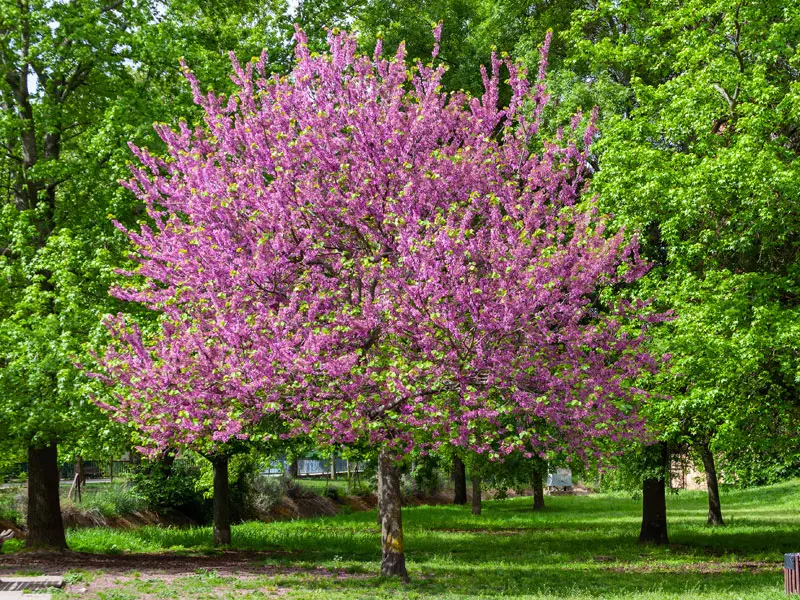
13;482;797;598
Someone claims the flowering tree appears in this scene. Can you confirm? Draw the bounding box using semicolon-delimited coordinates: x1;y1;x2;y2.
99;26;661;578
95;311;264;545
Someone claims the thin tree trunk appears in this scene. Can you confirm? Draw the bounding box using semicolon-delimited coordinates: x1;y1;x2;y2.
161;449;175;476
67;474;80;502
26;443;67;550
212;454;231;546
377;450;408;580
288;457;299;479
75;455;84;502
699;443;724;526
471;475;482;515
639;442;669;545
532;461;545;511
452;456;467;505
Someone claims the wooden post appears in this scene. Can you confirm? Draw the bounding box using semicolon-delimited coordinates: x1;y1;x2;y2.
109;459;114;483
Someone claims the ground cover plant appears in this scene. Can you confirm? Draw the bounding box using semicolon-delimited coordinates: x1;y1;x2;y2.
1;481;795;599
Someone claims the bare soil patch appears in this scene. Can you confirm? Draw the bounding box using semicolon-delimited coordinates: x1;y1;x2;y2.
0;549;371;578
1;550;371;599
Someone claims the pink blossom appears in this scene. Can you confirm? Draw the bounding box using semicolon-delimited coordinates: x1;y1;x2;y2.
93;27;661;461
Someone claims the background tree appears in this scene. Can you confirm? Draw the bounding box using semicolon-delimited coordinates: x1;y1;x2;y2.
95;311;273;546
0;0;299;548
0;0;155;549
562;0;800;523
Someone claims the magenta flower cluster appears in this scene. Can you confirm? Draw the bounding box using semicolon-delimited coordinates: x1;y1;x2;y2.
95;27;660;461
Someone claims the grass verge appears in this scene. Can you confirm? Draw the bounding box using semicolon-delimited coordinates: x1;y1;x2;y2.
3;480;798;599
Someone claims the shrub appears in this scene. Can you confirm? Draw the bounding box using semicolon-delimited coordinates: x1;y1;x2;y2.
129;456;205;516
401;459;445;498
323;485;342;502
245;474;290;519
0;489;23;526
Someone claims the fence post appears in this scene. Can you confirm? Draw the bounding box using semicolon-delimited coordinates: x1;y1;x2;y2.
785;553;800;594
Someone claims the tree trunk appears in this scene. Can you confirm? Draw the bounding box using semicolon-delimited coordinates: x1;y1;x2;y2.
160;449;176;476
699;443;724;526
26;443;67;550
212;454;231;546
288;457;299;479
639;443;669;545
452;456;467;505
377;450;408;580
75;455;85;502
471;475;482;515
532;461;545;511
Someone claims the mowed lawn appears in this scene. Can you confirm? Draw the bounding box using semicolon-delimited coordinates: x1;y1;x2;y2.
3;481;799;599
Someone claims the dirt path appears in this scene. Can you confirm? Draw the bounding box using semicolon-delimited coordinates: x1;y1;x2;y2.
1;551;373;599
0;550;304;576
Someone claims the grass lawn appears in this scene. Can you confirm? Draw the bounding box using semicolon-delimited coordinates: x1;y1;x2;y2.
294;477;356;495
2;480;798;599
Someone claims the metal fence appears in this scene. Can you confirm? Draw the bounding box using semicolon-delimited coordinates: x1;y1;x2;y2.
3;456;365;483
262;457;365;478
2;460;136;483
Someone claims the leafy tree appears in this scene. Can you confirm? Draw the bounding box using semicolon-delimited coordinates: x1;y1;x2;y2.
560;0;800;526
0;0;300;549
0;0;157;549
353;0;587;96
96;313;273;545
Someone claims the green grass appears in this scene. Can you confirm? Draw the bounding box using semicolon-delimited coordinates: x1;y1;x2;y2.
21;481;800;598
295;478;361;494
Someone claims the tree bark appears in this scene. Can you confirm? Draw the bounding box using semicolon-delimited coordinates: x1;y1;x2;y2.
75;455;85;502
160;449;176;476
376;455;383;526
212;454;231;546
377;450;408;580
639;442;669;545
26;443;67;550
699;443;724;526
532;461;545;511
452;456;467;505
471;474;482;515
288;457;299;479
